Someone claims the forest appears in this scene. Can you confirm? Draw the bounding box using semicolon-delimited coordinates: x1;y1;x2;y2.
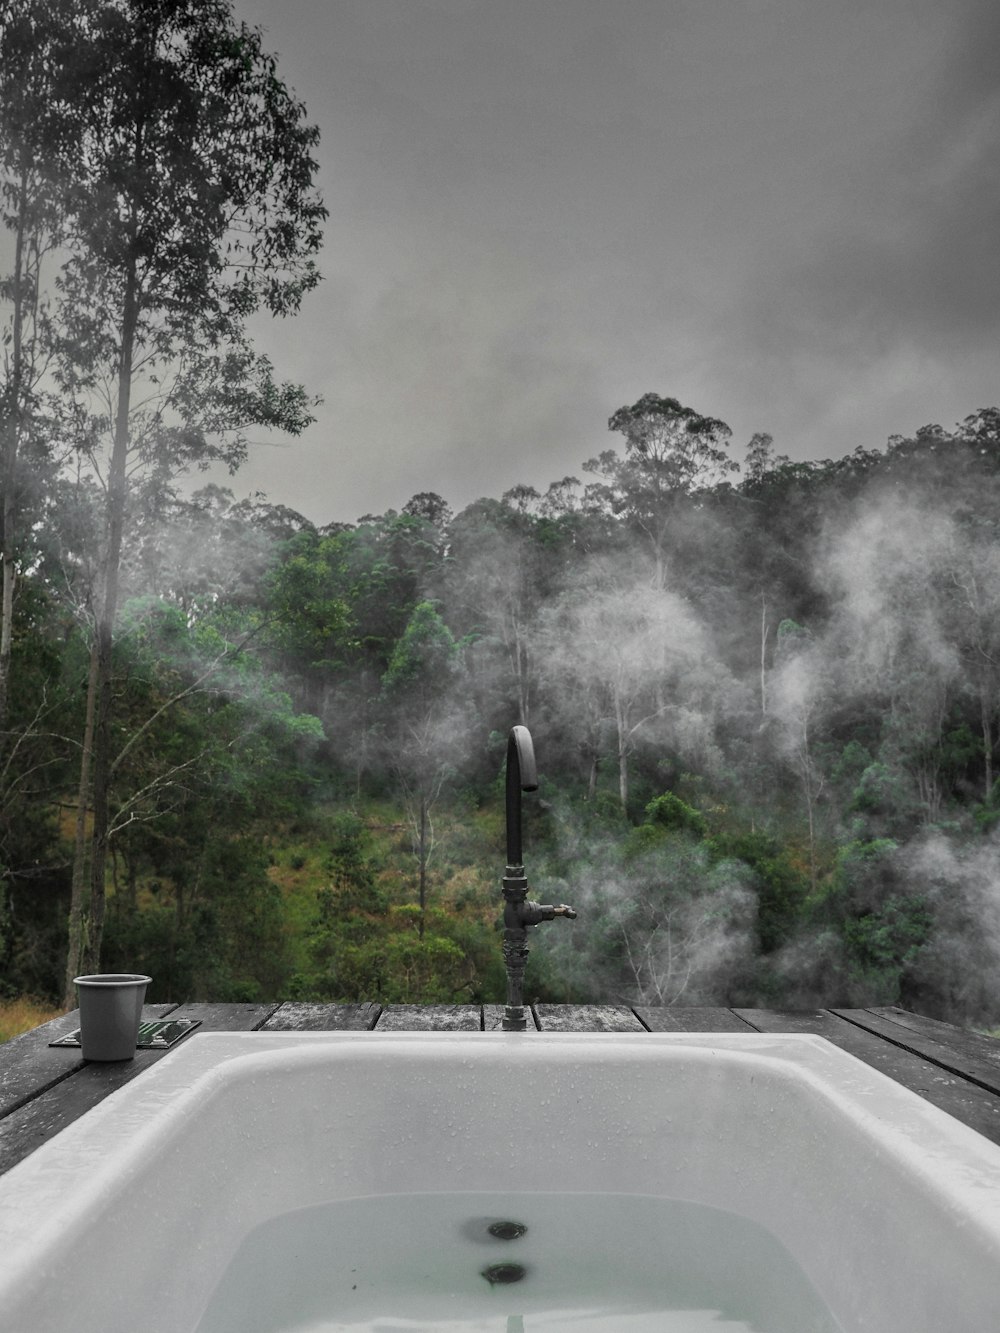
2;1;999;1026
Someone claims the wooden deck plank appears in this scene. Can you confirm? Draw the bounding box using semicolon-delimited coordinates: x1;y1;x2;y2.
534;1004;645;1032
376;1005;481;1031
0;1010;87;1120
735;1008;1000;1146
166;1001;279;1031
831;1008;1000;1097
482;1004;511;1031
0;1001;269;1172
262;1002;381;1031
0;1004;175;1121
866;1005;1000;1076
636;1007;758;1033
0;1046;179;1175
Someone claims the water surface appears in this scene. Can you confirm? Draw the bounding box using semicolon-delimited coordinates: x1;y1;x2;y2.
197;1191;840;1332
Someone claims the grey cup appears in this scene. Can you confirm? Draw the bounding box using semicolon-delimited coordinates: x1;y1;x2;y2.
73;974;152;1061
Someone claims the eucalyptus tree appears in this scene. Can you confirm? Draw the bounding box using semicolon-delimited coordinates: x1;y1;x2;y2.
585;393;738;589
539;565;715;813
379;601;470;937
0;0;72;731
1;0;327;999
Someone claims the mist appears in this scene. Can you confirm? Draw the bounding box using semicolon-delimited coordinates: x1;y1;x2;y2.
399;417;1000;1024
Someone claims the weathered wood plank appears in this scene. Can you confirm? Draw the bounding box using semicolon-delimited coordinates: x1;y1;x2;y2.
262;1003;381;1031
165;1002;279;1031
868;1006;1000;1066
735;1008;1000;1146
832;1008;1000;1096
534;1004;644;1033
0;1044;177;1174
0;1011;86;1119
0;1004;174;1121
636;1007;758;1033
375;1005;481;1031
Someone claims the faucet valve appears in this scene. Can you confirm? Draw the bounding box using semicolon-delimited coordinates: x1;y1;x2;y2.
520;900;577;925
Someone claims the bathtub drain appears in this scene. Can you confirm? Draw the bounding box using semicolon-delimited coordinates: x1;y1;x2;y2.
481;1262;528;1285
488;1221;528;1241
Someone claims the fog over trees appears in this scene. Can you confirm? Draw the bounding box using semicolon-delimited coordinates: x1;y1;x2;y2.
2;2;999;1024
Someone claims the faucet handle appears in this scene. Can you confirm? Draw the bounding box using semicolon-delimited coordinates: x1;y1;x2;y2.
532;902;577;921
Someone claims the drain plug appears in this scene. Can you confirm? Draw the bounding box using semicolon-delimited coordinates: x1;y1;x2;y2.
482;1262;528;1285
488;1221;528;1241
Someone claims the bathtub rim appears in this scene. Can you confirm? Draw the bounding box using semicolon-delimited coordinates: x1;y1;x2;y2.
3;1028;1000;1208
3;1028;1000;1319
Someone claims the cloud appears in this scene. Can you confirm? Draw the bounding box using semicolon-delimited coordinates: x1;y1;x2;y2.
753;0;1000;359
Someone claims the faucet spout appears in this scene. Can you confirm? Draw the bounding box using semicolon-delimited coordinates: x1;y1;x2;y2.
501;726;576;1031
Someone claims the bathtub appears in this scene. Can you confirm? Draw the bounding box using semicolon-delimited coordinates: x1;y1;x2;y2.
0;1031;999;1332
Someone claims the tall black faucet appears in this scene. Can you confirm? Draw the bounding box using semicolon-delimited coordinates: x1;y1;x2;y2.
501;725;576;1031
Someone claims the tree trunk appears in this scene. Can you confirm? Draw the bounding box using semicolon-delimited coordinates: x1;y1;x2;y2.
982;689;995;803
418;793;427;940
67;245;139;988
616;698;630;813
0;165;28;734
760;593;769;716
64;635;99;1006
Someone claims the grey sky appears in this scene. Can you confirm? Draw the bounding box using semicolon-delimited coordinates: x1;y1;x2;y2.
222;0;999;525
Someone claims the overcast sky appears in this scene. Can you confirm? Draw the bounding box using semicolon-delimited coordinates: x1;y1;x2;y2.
221;0;999;525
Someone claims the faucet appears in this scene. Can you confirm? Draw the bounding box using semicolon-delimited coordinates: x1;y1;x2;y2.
501;725;576;1031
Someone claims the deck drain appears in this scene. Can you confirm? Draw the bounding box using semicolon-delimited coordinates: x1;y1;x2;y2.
482;1263;528;1286
488;1221;528;1241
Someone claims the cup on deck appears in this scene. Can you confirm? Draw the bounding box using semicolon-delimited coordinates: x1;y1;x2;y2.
73;974;152;1061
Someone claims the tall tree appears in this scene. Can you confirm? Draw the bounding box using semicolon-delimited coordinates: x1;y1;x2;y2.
0;0;327;1000
539;569;713;812
380;601;468;937
0;0;69;731
586;393;738;588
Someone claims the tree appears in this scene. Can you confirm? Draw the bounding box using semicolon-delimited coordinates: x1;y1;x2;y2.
379;601;469;937
539;568;714;813
0;0;71;732
0;0;327;1000
585;393;738;588
766;621;830;892
742;431;789;487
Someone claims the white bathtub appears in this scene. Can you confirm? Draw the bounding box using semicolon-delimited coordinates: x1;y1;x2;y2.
1;1031;999;1332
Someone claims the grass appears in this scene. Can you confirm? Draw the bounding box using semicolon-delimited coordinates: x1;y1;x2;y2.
0;996;63;1043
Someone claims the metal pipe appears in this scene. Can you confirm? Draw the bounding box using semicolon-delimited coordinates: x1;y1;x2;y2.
505;724;537;870
501;725;576;1031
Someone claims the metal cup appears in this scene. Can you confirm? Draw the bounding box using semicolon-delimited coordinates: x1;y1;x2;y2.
73;974;152;1061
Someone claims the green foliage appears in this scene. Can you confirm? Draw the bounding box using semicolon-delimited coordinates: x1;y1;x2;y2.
643;792;708;838
974;780;1000;832
102;836;290;1002
841;895;932;997
851;762;905;815
824;838;931;1001
706;830;807;954
382;601;462;698
3;109;1000;1032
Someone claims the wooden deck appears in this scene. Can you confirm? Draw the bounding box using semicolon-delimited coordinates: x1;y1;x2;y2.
3;1002;1000;1175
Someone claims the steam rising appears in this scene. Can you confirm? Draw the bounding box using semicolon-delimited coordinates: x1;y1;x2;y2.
438;448;1000;1024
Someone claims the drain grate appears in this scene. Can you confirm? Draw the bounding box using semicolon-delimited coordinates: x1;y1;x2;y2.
49;1018;202;1050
